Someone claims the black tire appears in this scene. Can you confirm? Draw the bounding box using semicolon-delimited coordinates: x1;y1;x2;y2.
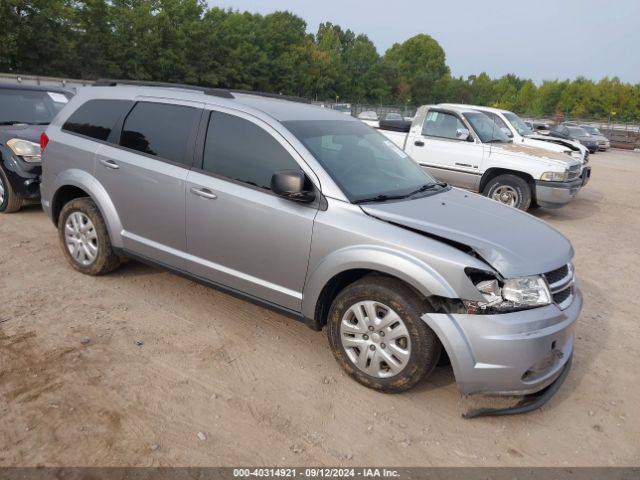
327;275;441;393
58;197;121;275
482;174;532;211
0;168;23;213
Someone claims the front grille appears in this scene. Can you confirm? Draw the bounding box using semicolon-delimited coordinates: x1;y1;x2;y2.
544;265;569;284
553;287;572;304
544;263;574;309
567;165;581;180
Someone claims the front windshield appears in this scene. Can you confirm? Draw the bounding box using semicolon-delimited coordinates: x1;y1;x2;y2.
583;126;601;135
504;112;534;136
463;111;511;143
0;89;71;125
385;113;403;120
568;127;589;137
283;120;439;203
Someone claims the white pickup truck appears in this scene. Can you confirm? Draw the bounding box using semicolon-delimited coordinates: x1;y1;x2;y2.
379;105;584;211
440;104;591;185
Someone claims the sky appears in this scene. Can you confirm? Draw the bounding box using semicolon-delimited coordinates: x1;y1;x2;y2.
209;0;640;84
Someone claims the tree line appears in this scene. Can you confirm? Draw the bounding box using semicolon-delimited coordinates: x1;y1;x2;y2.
1;0;639;121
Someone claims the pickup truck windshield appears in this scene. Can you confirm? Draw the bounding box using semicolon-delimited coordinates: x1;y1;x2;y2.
463;112;511;143
284;120;438;203
0;89;71;125
503;112;533;136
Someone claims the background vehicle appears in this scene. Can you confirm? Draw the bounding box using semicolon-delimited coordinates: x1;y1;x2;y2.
581;125;610;150
379;104;583;211
550;125;599;153
0;83;73;213
441;104;591;186
41;82;580;406
357;110;379;127
330;103;352;115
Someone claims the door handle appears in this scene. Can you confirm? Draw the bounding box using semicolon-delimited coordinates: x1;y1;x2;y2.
414;140;425;147
99;158;119;170
190;186;217;200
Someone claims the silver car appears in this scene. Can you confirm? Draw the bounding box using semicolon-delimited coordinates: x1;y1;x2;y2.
40;81;581;415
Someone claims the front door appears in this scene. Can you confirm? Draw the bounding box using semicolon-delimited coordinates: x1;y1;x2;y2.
406;109;483;190
185;109;318;312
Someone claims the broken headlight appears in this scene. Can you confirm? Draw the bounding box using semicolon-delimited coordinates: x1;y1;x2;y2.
464;271;551;314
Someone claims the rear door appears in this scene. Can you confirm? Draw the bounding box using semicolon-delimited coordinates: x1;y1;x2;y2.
94;100;202;269
184;109;318;311
406;109;483;189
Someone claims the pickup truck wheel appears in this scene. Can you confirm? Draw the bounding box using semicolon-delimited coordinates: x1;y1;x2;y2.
483;174;532;210
0;168;23;213
58;197;121;275
327;275;441;393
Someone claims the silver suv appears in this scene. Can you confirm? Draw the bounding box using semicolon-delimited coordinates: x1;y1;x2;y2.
41;81;582;414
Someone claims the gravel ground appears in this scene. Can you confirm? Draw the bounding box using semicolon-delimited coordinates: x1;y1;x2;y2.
0;149;638;467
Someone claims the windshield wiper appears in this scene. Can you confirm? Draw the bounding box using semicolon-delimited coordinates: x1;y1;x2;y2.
407;182;448;197
353;194;411;204
354;182;448;204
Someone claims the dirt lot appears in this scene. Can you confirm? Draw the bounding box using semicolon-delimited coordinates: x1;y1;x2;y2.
1;149;639;467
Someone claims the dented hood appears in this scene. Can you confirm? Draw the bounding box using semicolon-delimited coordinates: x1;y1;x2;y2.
361;188;573;278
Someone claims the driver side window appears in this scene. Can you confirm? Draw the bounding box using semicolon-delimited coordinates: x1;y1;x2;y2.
422;111;466;140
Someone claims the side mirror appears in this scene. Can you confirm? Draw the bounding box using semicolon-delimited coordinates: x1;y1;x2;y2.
456;128;471;141
501;127;513;138
271;170;316;203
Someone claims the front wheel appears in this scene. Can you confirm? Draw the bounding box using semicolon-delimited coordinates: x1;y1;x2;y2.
327;275;441;393
0;168;23;213
483;174;532;211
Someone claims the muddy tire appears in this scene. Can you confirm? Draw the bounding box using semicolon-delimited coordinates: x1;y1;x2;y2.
327;275;441;393
483;174;532;211
58;197;121;275
0;168;23;213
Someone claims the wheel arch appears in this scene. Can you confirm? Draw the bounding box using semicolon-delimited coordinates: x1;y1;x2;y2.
302;246;458;329
49;169;124;248
479;168;535;195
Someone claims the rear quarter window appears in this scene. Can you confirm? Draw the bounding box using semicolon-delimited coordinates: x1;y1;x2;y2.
62;99;133;141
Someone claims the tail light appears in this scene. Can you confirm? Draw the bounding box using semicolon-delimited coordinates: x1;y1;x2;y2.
40;132;49;152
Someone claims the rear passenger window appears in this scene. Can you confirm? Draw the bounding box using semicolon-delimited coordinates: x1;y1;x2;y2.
120;102;199;166
202;112;299;190
62;99;132;141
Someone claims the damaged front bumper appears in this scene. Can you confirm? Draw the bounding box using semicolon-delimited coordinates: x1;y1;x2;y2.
421;284;582;413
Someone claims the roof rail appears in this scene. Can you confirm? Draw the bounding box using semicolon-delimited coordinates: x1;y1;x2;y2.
94;79;311;104
231;89;311;104
93;79;235;99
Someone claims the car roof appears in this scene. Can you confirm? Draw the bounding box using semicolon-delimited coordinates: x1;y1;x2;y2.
432;104;486;115
0;82;72;94
79;82;359;123
438;103;509;115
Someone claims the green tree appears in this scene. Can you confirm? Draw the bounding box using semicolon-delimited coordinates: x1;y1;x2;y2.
383;34;449;104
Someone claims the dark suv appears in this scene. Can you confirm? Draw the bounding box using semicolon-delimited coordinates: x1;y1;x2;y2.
0;83;73;212
549;124;599;154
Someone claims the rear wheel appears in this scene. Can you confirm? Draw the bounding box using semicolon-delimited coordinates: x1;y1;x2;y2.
327;275;441;393
58;197;121;275
483;174;532;211
0;168;23;213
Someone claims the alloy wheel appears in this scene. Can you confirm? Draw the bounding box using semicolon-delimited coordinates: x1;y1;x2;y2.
492;185;519;207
